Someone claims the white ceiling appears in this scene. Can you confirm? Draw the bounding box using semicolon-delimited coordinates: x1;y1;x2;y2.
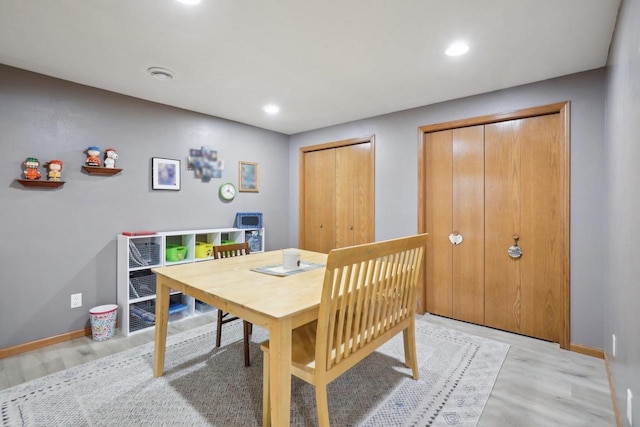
0;0;621;135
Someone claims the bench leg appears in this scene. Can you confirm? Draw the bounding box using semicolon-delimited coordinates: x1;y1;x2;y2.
315;383;330;427
403;321;419;380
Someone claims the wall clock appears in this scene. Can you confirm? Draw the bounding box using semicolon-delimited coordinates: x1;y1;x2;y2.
219;182;236;201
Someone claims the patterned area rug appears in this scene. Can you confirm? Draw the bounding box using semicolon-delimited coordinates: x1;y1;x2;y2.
0;316;508;426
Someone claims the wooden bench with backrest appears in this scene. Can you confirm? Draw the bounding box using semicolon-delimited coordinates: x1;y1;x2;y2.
261;233;427;426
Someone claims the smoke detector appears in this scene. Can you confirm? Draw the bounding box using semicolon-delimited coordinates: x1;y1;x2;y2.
147;67;174;80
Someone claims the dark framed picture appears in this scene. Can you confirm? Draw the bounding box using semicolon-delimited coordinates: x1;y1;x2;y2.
152;157;181;190
239;161;259;192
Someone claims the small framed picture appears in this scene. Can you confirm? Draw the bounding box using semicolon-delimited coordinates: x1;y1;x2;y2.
239;161;259;192
152;157;181;190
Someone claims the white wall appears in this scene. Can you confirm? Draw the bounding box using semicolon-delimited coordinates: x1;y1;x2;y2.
604;0;640;423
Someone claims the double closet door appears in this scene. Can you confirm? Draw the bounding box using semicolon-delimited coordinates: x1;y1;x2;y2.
300;137;375;254
420;103;569;347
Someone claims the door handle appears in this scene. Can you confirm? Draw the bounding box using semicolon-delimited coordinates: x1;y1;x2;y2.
508;234;523;259
449;232;463;245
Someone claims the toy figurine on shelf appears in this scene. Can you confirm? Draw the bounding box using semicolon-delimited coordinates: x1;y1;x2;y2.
85;146;102;167
46;160;63;181
104;148;118;168
23;157;42;180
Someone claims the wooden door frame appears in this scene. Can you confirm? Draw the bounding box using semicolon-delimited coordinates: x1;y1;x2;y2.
417;102;571;349
299;136;375;250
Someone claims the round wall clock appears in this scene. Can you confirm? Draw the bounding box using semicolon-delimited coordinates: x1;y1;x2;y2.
219;182;236;201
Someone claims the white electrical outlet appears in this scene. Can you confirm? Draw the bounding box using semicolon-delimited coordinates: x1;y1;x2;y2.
71;293;82;308
628;389;633;426
612;334;616;358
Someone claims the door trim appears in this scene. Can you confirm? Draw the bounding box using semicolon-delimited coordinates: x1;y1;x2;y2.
417;102;570;349
299;136;375;250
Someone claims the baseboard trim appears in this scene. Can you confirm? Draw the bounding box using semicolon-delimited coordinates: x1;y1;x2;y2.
570;342;605;359
0;327;92;359
604;353;623;427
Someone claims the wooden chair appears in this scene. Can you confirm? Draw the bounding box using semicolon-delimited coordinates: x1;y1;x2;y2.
261;234;427;427
213;242;253;367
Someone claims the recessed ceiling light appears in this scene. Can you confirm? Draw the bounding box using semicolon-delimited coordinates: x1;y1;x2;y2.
263;104;280;114
177;0;201;4
147;67;174;80
445;42;469;57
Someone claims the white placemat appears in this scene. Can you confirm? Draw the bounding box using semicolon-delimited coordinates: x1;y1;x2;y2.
251;260;325;276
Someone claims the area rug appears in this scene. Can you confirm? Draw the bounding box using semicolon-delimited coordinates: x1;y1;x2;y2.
0;316;509;426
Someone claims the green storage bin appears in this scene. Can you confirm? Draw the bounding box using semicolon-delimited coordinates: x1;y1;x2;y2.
166;244;187;262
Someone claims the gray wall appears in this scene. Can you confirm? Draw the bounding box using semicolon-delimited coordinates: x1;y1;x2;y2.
0;65;290;349
604;0;640;423
0;59;613;355
289;69;606;350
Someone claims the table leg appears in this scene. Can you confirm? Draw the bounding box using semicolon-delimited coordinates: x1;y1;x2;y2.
268;318;292;426
153;277;170;377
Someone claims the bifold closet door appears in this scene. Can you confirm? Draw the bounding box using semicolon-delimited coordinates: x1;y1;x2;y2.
425;126;484;324
301;140;374;254
303;148;336;254
484;114;565;343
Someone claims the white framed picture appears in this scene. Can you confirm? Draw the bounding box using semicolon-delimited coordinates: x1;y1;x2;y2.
152;157;181;191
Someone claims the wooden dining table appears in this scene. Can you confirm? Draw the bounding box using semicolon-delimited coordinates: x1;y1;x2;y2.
152;249;328;426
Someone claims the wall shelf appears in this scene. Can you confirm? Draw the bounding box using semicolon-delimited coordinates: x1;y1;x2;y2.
82;166;122;176
17;179;65;188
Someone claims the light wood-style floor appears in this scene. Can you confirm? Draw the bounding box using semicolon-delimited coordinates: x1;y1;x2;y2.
0;313;616;426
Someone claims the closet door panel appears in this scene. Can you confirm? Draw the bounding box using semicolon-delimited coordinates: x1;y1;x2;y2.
452;126;485;324
335;143;373;248
484;120;523;333
425;130;453;317
520;114;564;342
351;143;374;246
303;149;336;253
335;145;355;248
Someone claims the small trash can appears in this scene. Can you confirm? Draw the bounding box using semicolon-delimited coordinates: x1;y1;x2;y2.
89;304;118;341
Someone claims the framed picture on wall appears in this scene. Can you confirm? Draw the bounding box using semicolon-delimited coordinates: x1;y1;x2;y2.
152;157;181;190
239;161;259;192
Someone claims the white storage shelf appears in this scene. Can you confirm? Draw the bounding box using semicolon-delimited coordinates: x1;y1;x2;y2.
117;227;264;336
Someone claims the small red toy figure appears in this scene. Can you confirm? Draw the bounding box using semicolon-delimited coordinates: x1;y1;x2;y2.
47;160;63;181
86;146;102;167
23;157;42;180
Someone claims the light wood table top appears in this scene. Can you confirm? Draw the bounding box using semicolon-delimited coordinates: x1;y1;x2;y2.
153;249;328;426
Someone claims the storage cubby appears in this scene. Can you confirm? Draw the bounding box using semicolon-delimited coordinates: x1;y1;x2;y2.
117;227;264;335
220;229;244;245
245;229;264;252
128;294;187;333
164;232;195;265
128;270;156;299
194;233;215;260
195;299;215;313
127;236;162;269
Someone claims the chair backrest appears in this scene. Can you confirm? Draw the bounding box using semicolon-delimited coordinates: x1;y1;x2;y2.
315;234;427;375
213;242;250;259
